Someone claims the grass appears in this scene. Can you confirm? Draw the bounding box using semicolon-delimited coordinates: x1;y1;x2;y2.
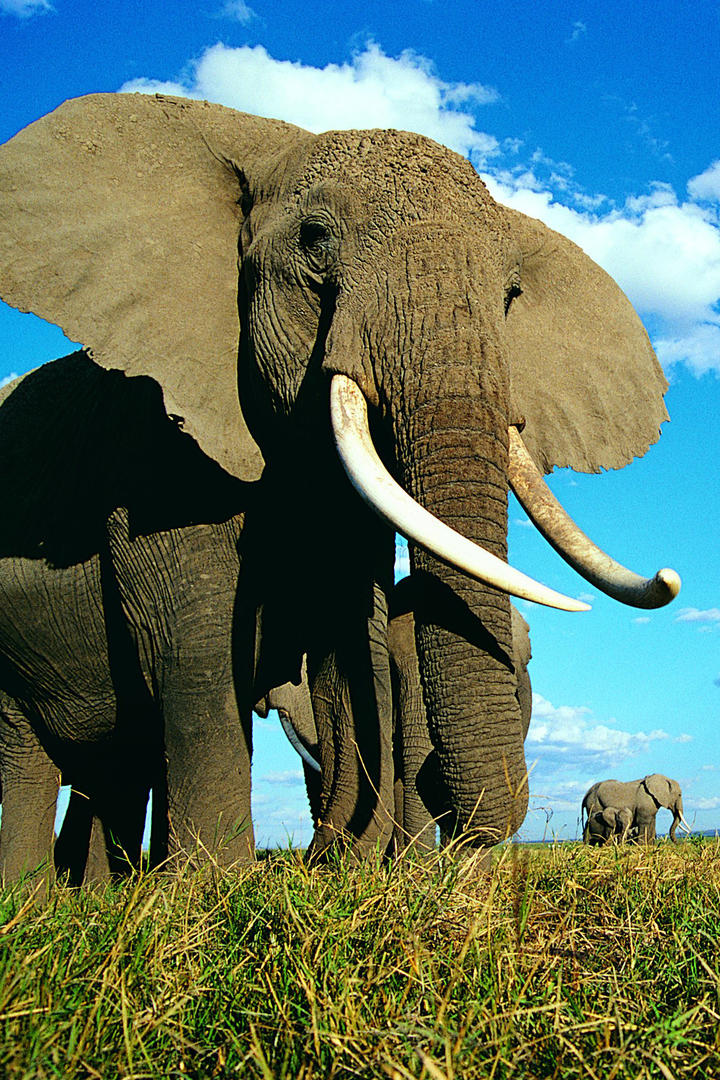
1;839;720;1078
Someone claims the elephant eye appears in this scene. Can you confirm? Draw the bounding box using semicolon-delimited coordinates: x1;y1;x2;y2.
504;269;523;316
299;216;339;277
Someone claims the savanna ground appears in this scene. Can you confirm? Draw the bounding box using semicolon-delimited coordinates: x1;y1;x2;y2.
1;838;719;1079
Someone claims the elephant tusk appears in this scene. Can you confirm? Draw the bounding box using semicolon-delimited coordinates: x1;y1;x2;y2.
679;813;693;834
277;712;321;773
508;426;681;609
329;374;589;612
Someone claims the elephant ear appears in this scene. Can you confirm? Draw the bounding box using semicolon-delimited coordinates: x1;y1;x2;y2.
643;773;672;807
0;92;307;480
503;207;668;475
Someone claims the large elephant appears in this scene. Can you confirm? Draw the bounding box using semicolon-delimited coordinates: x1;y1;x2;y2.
0;92;679;873
581;774;689;843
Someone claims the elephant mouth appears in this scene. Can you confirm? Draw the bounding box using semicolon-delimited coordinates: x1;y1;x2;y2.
330;374;680;611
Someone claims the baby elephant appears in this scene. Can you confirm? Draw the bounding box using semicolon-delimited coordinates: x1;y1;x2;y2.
584;806;634;846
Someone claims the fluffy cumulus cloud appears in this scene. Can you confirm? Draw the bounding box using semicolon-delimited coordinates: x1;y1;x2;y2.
675;607;720;626
120;42;500;164
0;0;51;14
0;372;18;389
692;796;720;812
689;161;720;203
526;693;671;768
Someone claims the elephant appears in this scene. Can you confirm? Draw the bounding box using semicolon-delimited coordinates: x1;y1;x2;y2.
583;805;634;846
0;92;680;876
581;774;689;843
0;354;260;883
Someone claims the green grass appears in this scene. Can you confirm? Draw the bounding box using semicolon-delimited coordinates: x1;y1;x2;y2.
1;839;720;1078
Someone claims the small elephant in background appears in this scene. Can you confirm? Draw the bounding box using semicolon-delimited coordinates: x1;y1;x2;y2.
583;805;634;846
581;773;690;844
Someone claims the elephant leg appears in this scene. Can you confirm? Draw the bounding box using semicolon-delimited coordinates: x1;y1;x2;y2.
308;581;395;862
163;685;254;866
388;610;436;856
636;817;656;843
0;701;60;885
54;787;96;885
302;760;322;827
307;645;394;859
54;791;125;886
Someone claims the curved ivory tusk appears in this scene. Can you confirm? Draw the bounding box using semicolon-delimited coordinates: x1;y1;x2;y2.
329;375;589;612
278;713;321;773
679;813;693;834
508;427;681;609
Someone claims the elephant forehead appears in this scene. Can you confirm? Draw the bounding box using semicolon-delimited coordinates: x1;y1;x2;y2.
282;128;501;227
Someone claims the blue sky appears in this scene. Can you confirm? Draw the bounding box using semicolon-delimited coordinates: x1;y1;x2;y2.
1;0;718;845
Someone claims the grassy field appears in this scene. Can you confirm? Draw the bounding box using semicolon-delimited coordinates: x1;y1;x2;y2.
1;839;719;1079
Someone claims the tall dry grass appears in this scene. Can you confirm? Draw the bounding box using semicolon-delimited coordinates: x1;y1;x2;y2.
1;839;719;1078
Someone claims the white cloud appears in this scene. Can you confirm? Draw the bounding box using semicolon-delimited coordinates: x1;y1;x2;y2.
675;734;693;743
526;693;670;767
675;607;720;624
0;371;18;388
693;796;720;811
567;22;587;43
218;0;255;22
0;0;51;14
258;769;305;786
633;616;651;625
120;42;500;164
655;322;720;377
688;160;720;203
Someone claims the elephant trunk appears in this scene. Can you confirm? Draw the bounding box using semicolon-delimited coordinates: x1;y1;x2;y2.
404;399;527;842
669;795;686;841
382;233;526;842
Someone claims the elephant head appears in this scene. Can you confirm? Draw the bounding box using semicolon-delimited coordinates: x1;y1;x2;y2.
0;94;679;853
641;773;688;842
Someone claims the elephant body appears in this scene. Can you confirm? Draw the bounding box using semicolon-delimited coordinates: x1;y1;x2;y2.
0;354;256;882
0;93;678;880
583;805;634;846
581;774;686;843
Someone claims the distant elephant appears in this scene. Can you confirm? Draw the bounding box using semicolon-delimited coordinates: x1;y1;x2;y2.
0;92;679;877
583;805;634;846
582;774;689;843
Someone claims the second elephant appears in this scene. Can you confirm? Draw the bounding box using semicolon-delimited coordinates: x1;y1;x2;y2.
0;355;257;883
581;774;689;843
261;582;533;853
